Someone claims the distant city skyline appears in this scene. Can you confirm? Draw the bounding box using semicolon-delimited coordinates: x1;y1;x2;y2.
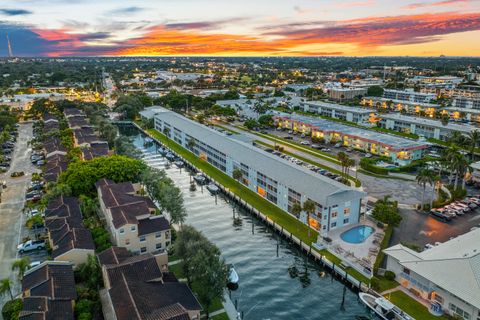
1;0;480;57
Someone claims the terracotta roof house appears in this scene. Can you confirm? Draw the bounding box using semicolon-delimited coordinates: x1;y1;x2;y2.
44;154;68;183
19;261;76;320
44;196;95;266
81;142;110;160
96;179;171;255
97;247;201;320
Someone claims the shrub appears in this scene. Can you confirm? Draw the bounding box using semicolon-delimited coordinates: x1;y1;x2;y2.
360;158;389;175
370;277;380;291
384;270;396;281
2;299;22;320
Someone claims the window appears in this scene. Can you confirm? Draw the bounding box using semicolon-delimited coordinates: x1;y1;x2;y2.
119;228;125;234
139;235;146;242
331;222;337;228
125;239;130;245
343;218;349;224
403;268;410;275
165;231;170;239
155;232;162;238
140;247;147;253
131;226;136;232
344;208;350;215
156;243;162;250
331;212;338;218
166;241;170;247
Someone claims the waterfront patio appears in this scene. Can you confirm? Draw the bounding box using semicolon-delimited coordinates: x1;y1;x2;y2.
322;218;383;276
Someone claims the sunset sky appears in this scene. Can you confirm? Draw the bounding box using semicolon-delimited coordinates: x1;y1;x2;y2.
0;0;480;57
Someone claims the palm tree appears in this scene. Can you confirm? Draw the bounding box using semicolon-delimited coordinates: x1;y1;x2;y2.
416;168;434;210
431;175;441;209
12;257;30;280
232;168;243;183
0;278;13;301
448;131;466;147
467;129;480;160
337;152;347;177
187;138;196;151
302;200;316;238
291;202;302;218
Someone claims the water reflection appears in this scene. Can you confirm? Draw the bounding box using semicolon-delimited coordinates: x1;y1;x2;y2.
120;126;368;320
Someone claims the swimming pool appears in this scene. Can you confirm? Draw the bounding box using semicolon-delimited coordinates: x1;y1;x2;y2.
340;225;375;244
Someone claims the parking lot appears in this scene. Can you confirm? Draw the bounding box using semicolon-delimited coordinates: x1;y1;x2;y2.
0;122;44;306
392;206;480;249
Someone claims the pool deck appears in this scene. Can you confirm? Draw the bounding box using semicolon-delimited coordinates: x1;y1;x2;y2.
325;218;383;272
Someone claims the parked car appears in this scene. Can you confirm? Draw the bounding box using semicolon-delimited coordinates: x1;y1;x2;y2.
17;240;46;254
300;141;310;146
284;136;293;140
334;143;342;148
430;210;451;222
311;144;321;149
28;261;42;269
11;171;25;178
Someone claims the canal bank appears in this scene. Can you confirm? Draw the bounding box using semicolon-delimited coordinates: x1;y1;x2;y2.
120;124;369;319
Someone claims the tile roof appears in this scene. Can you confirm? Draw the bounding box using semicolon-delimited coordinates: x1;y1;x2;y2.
97;246;131;265
22;263;76;301
138;216;170;236
97;179;157;228
97;249;201;320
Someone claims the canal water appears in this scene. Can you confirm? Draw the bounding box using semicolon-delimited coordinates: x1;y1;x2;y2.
120;126;369;320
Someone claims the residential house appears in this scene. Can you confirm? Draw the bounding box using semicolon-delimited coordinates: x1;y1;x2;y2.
44;196;95;266
19;261;77;320
384;229;480;320
97;246;201;320
96;179;171;255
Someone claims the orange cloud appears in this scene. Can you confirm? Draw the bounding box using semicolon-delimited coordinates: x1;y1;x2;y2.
30;11;480;56
403;0;469;9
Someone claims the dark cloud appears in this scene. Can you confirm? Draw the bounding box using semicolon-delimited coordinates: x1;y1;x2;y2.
165;18;248;31
0;8;32;16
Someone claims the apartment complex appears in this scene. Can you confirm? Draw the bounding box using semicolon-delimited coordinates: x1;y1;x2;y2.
361;97;441;117
304;101;375;126
154;107;366;234
378;114;475;141
384;229;480;320
98;247;201;320
327;87;367;101
96;179;171;255
274;113;428;165
452;97;480;110
383;89;436;103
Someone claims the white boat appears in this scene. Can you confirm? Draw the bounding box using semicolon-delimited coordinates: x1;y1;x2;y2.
174;160;184;168
193;174;207;184
228;266;239;284
359;293;414;320
144;137;153;143
207;183;219;194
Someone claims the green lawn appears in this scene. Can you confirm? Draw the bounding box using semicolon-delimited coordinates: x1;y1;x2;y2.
375;276;399;293
168;260;226;315
255;140;360;187
386;291;449;320
147;128;370;285
210;313;230;320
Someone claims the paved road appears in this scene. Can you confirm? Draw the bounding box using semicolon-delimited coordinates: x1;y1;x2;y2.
222;123;432;206
0;122;39;309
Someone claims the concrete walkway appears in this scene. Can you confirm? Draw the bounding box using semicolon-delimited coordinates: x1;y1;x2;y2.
168;259;182;266
222;290;239;320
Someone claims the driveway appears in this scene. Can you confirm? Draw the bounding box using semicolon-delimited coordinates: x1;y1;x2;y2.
0;122;40;309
